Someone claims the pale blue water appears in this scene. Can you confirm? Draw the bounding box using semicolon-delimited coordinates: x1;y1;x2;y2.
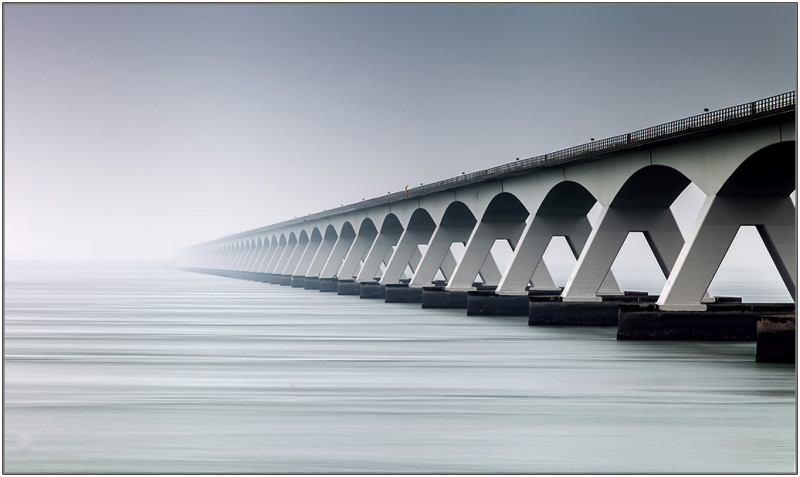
4;263;796;473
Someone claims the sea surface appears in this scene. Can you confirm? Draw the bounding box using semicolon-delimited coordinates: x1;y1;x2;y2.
4;262;796;473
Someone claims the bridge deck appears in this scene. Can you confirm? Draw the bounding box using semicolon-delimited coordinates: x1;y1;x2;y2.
200;91;795;245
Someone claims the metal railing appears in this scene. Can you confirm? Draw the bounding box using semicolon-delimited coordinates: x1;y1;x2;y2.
194;91;795;247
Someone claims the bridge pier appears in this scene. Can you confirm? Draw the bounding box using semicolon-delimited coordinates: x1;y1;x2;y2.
337;279;360;295
617;302;795;340
319;277;338;292
385;283;423;303
421;285;469;308
530;292;657;326
359;281;385;299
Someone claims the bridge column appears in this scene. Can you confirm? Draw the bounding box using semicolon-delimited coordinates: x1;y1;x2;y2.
410;225;475;288
245;241;265;272
279;235;308;285
223;244;242;270
561;207;681;301
446;220;527;291
355;228;403;282
320;228;357;279
239;243;258;272
657;195;796;310
380;228;432;285
255;240;278;273
338;228;378;280
497;215;606;295
304;229;338;289
291;233;322;286
275;236;299;279
408;247;423;274
264;238;288;276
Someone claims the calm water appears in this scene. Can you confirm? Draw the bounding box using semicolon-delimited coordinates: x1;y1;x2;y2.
4;263;796;473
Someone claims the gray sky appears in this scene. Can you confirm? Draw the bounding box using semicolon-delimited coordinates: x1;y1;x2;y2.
4;3;797;262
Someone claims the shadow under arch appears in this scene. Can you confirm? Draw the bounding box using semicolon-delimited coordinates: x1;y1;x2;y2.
719;141;795;198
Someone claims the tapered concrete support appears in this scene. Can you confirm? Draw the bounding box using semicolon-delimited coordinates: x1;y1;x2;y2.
339;229;378;279
381;228;433;285
242;243;261;271
562;207;684;302
280;236;308;278
292;234;322;278
246;243;267;272
258;241;280;273
410;225;475;288
222;246;241;270
658;195;796;311
232;244;253;271
408;247;423;273
274;236;298;276
440;249;457;281
264;239;287;274
320;229;356;279
355;229;403;282
305;232;338;279
447;220;527;291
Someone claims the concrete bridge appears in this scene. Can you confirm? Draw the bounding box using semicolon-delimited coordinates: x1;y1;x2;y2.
178;91;796;358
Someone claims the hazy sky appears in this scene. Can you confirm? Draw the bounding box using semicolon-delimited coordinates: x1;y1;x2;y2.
4;3;797;261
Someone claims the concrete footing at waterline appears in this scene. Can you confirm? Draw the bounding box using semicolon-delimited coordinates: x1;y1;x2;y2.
385;283;423;303
529;292;658;326
337;279;360;295
319;277;338;292
467;289;564;316
421;286;468;309
303;277;320;290
359;281;386;299
755;314;796;363
617;302;795;341
279;274;293;286
290;275;306;288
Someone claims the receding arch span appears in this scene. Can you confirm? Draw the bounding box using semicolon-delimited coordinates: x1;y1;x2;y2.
356;218;378;236
323;225;337;241
482;192;529;222
611;165;692;208
339;221;356;239
309;227;323;242
379;213;403;233
537;181;597;216
440;201;477;227
407;208;436;231
719;141;795;198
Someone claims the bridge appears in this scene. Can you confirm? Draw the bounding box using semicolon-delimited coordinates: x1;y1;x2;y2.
178;91;796;360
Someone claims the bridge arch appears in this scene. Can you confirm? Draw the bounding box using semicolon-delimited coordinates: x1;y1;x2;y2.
658;141;796;309
562;164;692;300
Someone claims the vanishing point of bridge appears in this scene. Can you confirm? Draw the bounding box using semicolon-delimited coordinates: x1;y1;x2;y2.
178;92;796;361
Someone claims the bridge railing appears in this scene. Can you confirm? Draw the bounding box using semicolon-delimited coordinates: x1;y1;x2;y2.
194;91;795;246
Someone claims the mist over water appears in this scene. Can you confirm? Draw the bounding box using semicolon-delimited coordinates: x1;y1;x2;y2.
4;263;796;473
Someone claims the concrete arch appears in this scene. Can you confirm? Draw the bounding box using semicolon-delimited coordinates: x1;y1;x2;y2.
410;201;481;288
497;180;611;295
381;207;441;285
718;142;795;198
659;141;796;309
338;218;379;279
446;192;532;290
354;213;406;282
563;164;692;300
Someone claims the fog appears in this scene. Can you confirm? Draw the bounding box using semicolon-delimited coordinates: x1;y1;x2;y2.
4;4;796;265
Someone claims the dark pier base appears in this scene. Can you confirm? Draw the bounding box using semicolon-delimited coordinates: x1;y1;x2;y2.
756;314;796;363
422;286;469;309
337;279;360;295
385;283;423;303
319;277;338;292
304;277;320;290
359;281;386;299
530;292;657;326
468;291;527;316
617;302;795;341
267;273;282;284
466;289;564;316
291;275;306;288
279;274;293;286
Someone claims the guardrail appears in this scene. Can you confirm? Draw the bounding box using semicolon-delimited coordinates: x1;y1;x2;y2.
194;91;795;246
